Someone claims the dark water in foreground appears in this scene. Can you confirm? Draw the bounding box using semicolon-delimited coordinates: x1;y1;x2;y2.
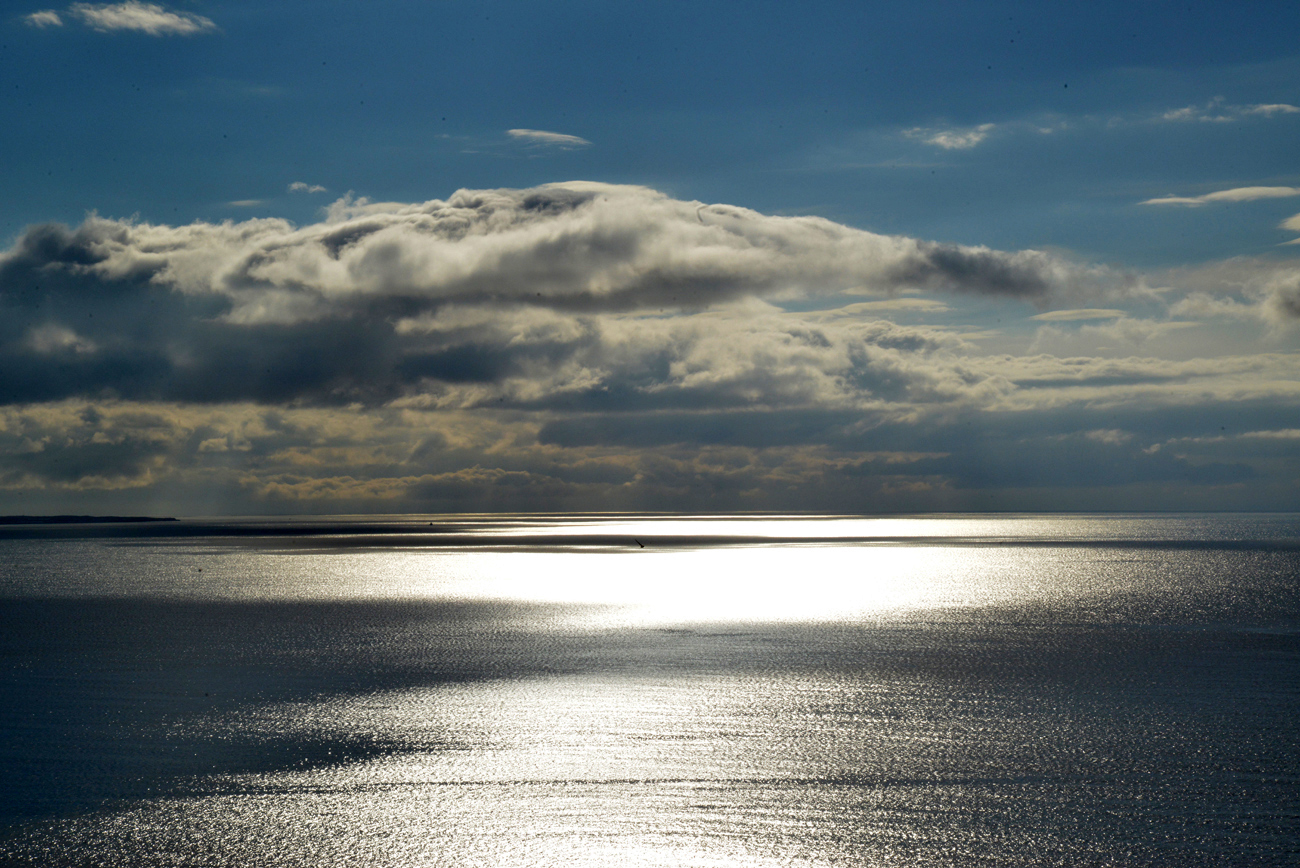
0;514;1297;866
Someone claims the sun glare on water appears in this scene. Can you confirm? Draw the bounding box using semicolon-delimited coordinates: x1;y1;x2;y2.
196;516;1064;626
436;544;981;626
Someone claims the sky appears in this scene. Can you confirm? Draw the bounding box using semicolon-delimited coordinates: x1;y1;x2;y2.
1;0;1298;515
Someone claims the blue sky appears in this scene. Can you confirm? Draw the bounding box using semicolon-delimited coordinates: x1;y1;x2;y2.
6;0;1300;260
1;1;1298;514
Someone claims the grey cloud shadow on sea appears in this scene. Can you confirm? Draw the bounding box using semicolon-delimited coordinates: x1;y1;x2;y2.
5;590;1048;826
0;596;608;823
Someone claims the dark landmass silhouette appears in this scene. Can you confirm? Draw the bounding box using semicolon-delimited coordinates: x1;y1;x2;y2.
0;515;177;524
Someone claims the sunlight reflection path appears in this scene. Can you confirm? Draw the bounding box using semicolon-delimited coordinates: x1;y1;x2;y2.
409;545;995;626
3;515;1297;865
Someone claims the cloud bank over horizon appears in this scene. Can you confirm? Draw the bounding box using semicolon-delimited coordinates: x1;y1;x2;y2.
1;183;1297;514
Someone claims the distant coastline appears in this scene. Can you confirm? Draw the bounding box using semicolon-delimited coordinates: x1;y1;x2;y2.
0;515;178;525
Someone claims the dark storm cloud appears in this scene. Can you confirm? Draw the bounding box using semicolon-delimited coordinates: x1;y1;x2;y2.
886;242;1056;299
907;435;1254;489
0;224;396;404
1273;280;1300;319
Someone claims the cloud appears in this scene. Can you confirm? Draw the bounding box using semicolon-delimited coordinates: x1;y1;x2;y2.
227;199;265;208
905;123;996;150
1241;429;1300;440
1141;186;1300;207
1027;316;1201;355
1156;98;1300;124
1241;104;1300;117
24;323;96;355
1030;308;1125;322
815;298;950;316
1139;186;1300;249
507;129;592;148
1084;428;1131;445
23;10;62;27
1;384;1289;513
289;182;328;194
0;179;1114;338
0;182;1116;415
989;352;1300;405
1280;213;1300;244
1162;258;1300;326
67;2;217;35
2;183;1294;513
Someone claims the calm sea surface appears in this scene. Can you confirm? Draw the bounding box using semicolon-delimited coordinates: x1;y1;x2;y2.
0;514;1297;866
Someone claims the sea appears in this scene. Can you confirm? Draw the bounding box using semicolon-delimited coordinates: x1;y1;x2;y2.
0;513;1297;866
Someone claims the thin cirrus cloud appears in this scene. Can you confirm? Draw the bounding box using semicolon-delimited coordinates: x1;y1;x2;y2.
898;99;1297;155
507;129;592;148
1156;98;1300;123
1030;308;1126;322
1141;186;1300;207
24;2;217;35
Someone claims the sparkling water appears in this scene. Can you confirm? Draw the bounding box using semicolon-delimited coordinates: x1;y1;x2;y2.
2;514;1297;865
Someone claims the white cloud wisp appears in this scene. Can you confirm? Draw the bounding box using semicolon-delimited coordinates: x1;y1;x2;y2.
1141;186;1300;207
67;2;217;35
905;123;996;150
23;10;63;27
507;129;592;148
1157;99;1300;124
